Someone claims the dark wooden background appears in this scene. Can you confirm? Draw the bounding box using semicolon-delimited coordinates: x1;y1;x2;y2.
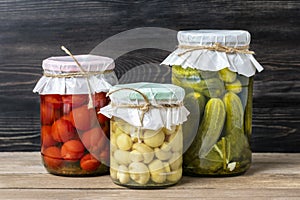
0;0;299;152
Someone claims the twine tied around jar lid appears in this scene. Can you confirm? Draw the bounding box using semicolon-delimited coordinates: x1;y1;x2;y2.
57;46;94;109
43;70;113;78
177;42;255;56
107;87;184;142
107;87;184;124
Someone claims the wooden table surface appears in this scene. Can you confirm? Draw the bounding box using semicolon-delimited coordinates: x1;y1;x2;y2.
0;153;299;199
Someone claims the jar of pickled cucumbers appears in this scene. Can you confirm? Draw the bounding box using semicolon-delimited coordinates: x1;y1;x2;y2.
33;54;118;176
161;30;264;176
100;82;189;188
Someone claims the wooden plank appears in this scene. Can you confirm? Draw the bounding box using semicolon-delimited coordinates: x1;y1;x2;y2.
0;0;299;152
0;153;300;189
1;189;300;200
2;152;300;174
1;172;300;190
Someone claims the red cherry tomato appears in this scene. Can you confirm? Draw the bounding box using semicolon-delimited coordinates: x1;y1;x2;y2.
60;114;73;125
41;125;56;148
61;140;85;161
51;119;76;142
62;95;88;108
43;95;62;109
69;105;97;131
93;92;108;108
43;146;63;168
97;113;109;125
40;102;61;125
81;127;106;155
80;153;101;171
62;103;72;115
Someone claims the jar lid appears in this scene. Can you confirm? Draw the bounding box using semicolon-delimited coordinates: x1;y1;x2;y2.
100;82;190;130
42;54;115;72
161;29;264;77
110;82;185;102
33;54;118;95
178;30;250;47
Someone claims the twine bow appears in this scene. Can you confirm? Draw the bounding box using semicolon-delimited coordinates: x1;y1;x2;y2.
107;87;183;142
177;42;255;56
107;88;152;125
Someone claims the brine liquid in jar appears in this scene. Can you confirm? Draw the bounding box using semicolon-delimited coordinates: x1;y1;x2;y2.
110;117;183;188
34;54;118;176
40;93;110;176
100;82;190;188
161;30;264;176
172;66;253;176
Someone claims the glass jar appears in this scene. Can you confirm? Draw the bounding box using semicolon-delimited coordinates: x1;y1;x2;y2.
33;55;118;176
100;83;189;188
161;30;264;176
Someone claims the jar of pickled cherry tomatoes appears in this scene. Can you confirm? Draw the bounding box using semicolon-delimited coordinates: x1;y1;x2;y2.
33;54;118;176
100;82;190;188
161;30;264;176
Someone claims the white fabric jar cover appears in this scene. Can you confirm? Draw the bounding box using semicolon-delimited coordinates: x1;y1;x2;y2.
33;54;118;95
100;82;190;131
161;30;264;77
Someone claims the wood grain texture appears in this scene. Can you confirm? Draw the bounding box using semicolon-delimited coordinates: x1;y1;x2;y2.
0;0;299;152
0;152;300;199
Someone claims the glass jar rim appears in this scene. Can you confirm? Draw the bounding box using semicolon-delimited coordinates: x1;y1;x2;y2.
42;54;115;73
177;30;251;47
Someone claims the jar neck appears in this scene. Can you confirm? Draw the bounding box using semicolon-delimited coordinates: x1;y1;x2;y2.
43;69;114;78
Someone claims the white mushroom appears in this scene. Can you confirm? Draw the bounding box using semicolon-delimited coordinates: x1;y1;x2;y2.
167;168;182;183
168;127;183;152
148;159;164;172
163;125;177;135
154;146;172;161
132;143;154;164
160;142;172;152
116;133;132;151
114;149;131;166
148;159;166;183
143;129;165;148
117;165;130;184
114;127;125;136
163;162;171;173
169;152;182;171
129;162;150;185
129;150;144;162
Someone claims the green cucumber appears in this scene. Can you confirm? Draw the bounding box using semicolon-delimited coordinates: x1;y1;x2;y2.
223;92;244;136
182;92;206;154
218;68;237;83
184;98;226;166
244;77;253;141
198;98;226;157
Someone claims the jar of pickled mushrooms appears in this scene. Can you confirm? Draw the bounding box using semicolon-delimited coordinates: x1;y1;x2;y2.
100;82;189;188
